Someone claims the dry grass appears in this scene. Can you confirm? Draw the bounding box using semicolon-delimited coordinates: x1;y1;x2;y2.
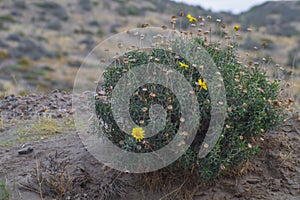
0;117;75;147
134;168;207;200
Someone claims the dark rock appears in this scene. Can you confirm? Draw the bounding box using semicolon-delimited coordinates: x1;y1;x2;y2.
10;10;23;17
7;33;22;42
4;95;16;102
46;20;62;31
246;178;261;184
80;38;95;47
110;23;122;33
34;2;68;21
35;36;48;42
34;2;60;9
50;6;69;21
13;1;27;9
67;60;82;68
78;0;92;11
88;20;99;26
37;10;47;21
18;146;34;155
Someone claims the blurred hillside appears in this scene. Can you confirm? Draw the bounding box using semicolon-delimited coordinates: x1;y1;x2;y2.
0;0;299;102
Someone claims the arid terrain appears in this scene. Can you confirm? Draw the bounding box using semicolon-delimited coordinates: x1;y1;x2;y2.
0;0;299;103
0;91;299;199
0;0;300;199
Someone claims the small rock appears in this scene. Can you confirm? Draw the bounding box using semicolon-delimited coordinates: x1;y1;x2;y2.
18;146;34;155
7;33;23;42
89;20;99;26
50;89;59;94
69;109;75;114
46;20;62;30
67;60;82;68
10;10;23;17
246;178;260;184
56;113;63;118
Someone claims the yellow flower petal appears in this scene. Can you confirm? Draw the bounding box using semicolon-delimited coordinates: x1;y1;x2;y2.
234;25;240;31
178;61;189;69
132;127;145;142
187;14;197;23
198;79;207;91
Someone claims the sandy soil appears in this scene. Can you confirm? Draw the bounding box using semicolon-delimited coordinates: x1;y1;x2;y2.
0;92;299;200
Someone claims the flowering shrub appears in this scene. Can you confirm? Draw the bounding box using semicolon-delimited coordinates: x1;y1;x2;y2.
95;13;283;180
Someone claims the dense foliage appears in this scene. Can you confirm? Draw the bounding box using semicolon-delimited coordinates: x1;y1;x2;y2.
95;15;283;180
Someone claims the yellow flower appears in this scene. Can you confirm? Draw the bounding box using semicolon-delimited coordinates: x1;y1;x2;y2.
178;61;189;69
132;127;145;142
234;25;240;31
197;79;207;91
187;14;197;23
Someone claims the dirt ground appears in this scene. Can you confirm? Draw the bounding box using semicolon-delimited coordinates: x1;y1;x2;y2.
0;92;299;200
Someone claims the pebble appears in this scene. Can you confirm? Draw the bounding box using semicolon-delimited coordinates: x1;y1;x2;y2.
0;90;79;124
18;146;34;155
246;178;260;184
